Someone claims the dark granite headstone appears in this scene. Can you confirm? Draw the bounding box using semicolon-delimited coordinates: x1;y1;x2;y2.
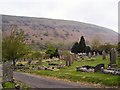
95;64;104;72
109;48;117;66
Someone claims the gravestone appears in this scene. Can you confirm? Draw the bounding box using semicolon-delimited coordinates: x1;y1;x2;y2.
97;53;100;56
68;55;71;66
60;55;64;60
3;61;13;82
16;63;24;69
94;64;104;72
102;50;106;60
38;58;42;65
109;48;117;67
81;54;84;60
79;53;84;60
76;65;95;72
65;55;71;66
93;52;96;57
70;55;73;64
65;60;69;66
88;52;92;58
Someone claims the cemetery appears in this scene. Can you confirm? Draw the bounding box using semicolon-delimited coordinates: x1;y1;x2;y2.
1;26;120;89
15;52;120;87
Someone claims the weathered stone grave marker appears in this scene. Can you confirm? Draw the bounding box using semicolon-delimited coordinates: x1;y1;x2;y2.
97;52;100;56
88;52;92;58
109;48;117;67
102;50;106;60
65;55;72;66
94;64;104;72
70;55;73;64
93;51;96;57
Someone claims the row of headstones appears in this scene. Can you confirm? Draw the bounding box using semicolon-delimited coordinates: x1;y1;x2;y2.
64;48;118;67
88;52;100;58
78;48;118;71
101;48;117;66
88;48;117;64
88;51;104;58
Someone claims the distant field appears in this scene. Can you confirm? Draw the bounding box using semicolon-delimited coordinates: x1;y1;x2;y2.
17;55;120;87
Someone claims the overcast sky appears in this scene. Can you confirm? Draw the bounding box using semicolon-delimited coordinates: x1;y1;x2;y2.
0;0;119;32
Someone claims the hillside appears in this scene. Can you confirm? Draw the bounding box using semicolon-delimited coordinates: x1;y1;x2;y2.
2;15;118;48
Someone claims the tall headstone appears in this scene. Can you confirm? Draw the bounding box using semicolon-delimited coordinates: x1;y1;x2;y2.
102;50;106;60
65;55;72;66
97;53;100;56
88;52;92;58
95;64;104;72
93;52;96;57
70;55;73;64
109;48;117;65
81;54;84;60
38;58;42;65
3;61;13;82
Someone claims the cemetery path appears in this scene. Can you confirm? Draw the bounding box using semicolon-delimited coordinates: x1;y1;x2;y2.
14;72;86;88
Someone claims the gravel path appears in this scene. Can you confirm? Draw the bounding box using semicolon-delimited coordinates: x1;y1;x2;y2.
14;72;86;88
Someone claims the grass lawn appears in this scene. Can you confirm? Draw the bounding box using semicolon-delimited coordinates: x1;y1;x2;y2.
17;55;120;87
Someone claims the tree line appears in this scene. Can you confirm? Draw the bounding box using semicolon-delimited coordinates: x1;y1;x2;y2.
71;36;118;55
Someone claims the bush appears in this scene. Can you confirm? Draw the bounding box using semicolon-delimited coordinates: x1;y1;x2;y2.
2;82;15;88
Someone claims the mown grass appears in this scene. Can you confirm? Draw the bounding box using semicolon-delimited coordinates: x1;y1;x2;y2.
17;55;120;87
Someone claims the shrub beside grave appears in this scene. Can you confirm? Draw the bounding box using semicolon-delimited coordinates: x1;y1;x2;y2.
2;81;15;89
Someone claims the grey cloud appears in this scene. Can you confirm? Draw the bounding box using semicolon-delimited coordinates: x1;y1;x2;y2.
0;0;119;32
